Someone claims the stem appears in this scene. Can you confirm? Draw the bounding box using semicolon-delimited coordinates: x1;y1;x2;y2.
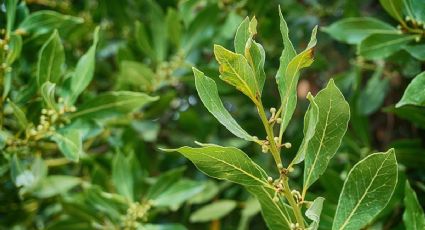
282;178;305;228
255;99;282;167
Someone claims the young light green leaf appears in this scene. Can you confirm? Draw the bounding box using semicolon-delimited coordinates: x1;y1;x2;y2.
165;145;270;187
403;180;425;229
5;0;17;35
193;68;256;142
379;0;404;22
142;224;187;230
279;26;318;134
52;130;83;162
234;17;250;55
7;99;28;129
323;18;396;44
359;33;416;60
306;197;325;230
404;44;425;61
41;82;57;110
190;200;237;223
303;79;350;194
69;91;158;120
37;30;64;87
6;33;22;65
152;179;205;208
245;186;293;230
245;37;266;94
356;64;389;115
112;151;134;201
68;27;100;104
214;45;259;102
18;10;83;36
332;149;398;230
396;72;425;107
290;93;319;166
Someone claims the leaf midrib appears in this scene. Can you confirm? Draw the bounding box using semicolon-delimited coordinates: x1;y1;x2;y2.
338;153;391;229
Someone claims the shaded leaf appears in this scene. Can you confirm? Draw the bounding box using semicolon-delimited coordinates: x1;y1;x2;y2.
152;179;205;208
379;0;404;22
190;200;237;223
404;44;425;61
403;180;425;229
112;151;134;201
32;175;81;198
52;130;83;162
323;17;396;44
69;91;158;120
8;99;28;129
359;33;416;60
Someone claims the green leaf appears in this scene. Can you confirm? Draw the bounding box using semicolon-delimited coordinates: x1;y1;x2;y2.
69;91;158;120
166;8;182;48
323;17;396;44
359;33;416;60
37;30;64;87
112;151;134;201
190;200;237;223
396;72;425;107
290;93;319;166
18;10;83;36
238;198;261;230
214;44;259;102
52;130;83;162
142;224;187;230
8;99;28;129
6;33;22;65
405;0;425;22
32;175;81;198
193;68;255;142
245;186;293;230
118;61;155;92
403;180;425;229
278;26;318;133
356;64;389;115
135;21;156;61
146;167;185;200
332;149;398;230
385;105;425;129
68;27;100;104
379;0;404;22
404;44;425;61
303;80;350;193
166;145;270;187
40;82;57;110
152;179;205;208
188;180;220;205
234;17;250;55
306;197;325;230
5;0;17;35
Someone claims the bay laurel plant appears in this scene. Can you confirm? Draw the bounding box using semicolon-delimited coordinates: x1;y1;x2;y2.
167;9;399;230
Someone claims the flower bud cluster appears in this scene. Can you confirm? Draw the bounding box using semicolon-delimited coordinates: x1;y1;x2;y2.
122;201;151;230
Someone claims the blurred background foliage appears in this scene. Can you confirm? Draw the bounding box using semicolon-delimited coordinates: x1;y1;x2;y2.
0;0;424;229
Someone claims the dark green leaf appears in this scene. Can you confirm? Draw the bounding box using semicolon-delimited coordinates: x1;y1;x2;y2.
403;180;425;229
359;33;416;60
69;91;158;120
323;17;396;44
